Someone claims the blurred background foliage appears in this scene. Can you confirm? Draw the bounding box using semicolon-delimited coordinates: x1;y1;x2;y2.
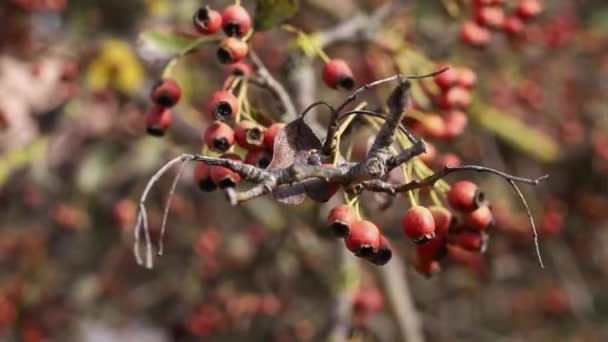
0;0;607;341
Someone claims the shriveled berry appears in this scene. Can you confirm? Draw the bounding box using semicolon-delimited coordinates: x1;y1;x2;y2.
429;206;453;237
217;37;248;64
210;153;242;188
516;0;543;21
150;79;181;107
433;65;457;90
235;120;265;150
402;206;436;244
460;20;492;47
263;123;286;150
322;59;355;90
448;181;486;212
208;90;239;121
194;163;217;192
463;205;494;230
204;121;235;153
193;6;222;34
145;106;172;136
345;220;381;257
245;149;272;169
367;235;392;265
225;61;252;76
221;5;252;37
327;204;357;237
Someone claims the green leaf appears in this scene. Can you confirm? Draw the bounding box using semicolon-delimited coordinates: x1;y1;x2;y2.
254;0;299;31
139;30;197;54
469;101;560;163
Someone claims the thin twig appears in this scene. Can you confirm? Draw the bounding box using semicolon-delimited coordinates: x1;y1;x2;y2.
158;159;189;256
508;179;545;268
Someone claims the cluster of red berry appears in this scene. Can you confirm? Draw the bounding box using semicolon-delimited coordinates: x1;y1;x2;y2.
460;0;544;46
9;0;67;11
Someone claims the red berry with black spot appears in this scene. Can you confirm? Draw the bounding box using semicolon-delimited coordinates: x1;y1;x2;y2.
150;79;181;107
322;59;355;90
263;123;286;150
204;121;235;153
516;0;543;21
145;106;172;136
194;163;217;192
208;90;239;121
217;37;248;64
245;149;272;169
367;235;393;265
433;65;457;90
235;120;265;150
463;205;494;230
221;5;251;37
210;153;242;188
345;220;381;257
193;6;222;34
327;204;357;237
402;206;436;244
225;61;252;76
448;181;486;212
416;236;447;264
429;206;453;237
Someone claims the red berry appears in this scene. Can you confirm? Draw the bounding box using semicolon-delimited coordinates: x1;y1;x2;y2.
193;6;222;34
367;235;392;265
462;205;494;230
208;90;239;121
474;6;505;29
418;142;437;166
516;0;543;21
450;231;485;252
321;163;341;200
263;123;286;150
235;120;265;150
433;65;457;90
436;153;462;169
217;37;248;64
150;79;181;107
225;61;252;76
353;287;384;314
443;110;468;138
415;259;440;277
194;163;217;192
473;0;504;5
421;113;446;139
221;5;252;37
460;21;492;46
429;206;453;237
145;106;172;136
443;86;472;109
402;206;436;243
204;121;235;153
345;220;381;257
322;59;355;90
245;149;272;169
448;181;486;212
416;237;447;264
503;15;525;36
210;153;242;188
454;67;477;89
327;204;357;237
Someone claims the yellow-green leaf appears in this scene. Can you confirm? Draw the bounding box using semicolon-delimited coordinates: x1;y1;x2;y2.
254;0;299;31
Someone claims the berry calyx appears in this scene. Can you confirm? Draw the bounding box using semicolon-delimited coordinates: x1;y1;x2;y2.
193;6;222;35
367;235;392;265
263;123;286;150
208;90;239;121
204;121;235;153
235;120;265;150
448;181;486;212
210;153;242;188
345;220;381;257
194;163;217;192
327;204;357;237
221;5;252;37
150;79;181;107
145;106;172;136
402;206;436;244
322;59;355;90
217;37;248;64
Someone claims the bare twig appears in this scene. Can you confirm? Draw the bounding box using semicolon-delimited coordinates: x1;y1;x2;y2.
508;180;545;268
158;159;188;256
